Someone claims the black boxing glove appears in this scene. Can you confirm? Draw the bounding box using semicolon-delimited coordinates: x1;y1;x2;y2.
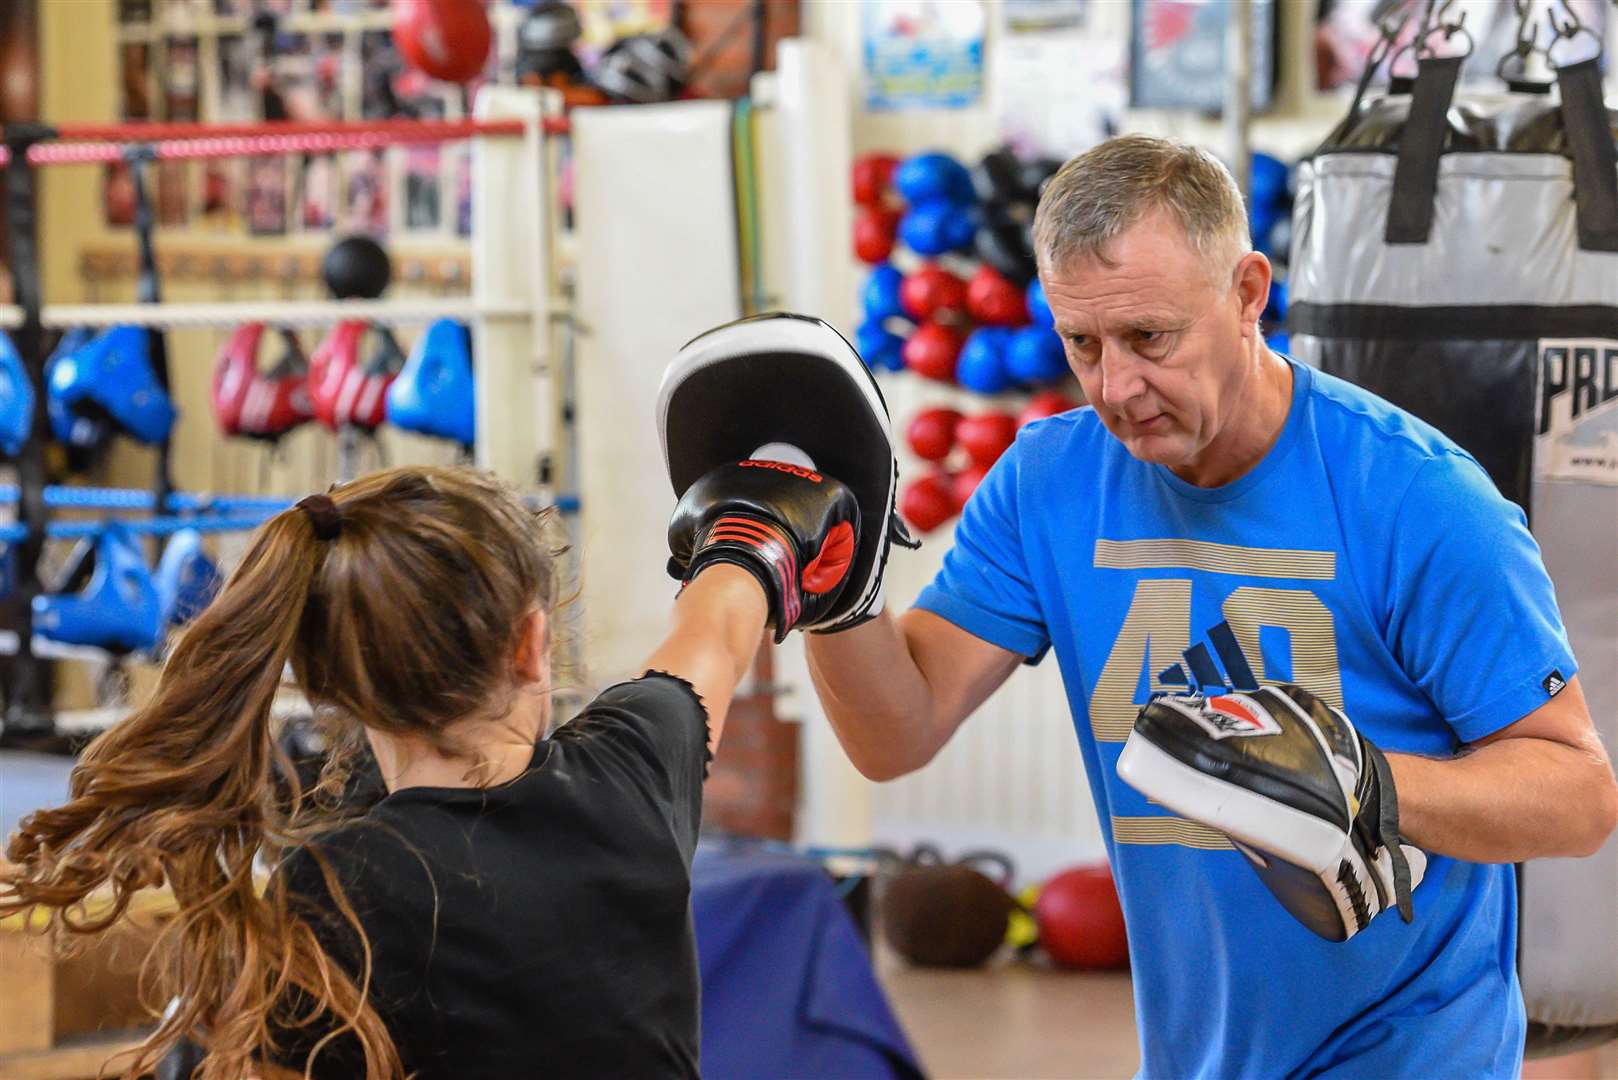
668;459;861;643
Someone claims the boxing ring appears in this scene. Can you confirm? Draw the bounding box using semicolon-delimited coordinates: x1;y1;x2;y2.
0;93;570;739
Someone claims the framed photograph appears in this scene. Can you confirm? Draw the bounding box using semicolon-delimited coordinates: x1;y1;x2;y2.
360;29;402;119
200;160;238;230
157;160;191;226
453;146;473;237
215;33;254;120
403;146;441;231
121;42;152;120
1130;0;1277;112
164;37;200;121
343;149;388;235
245;156;289;235
298;154;338;231
103;162;136;227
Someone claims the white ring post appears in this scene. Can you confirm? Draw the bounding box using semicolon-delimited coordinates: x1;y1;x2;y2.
772;38;873;853
472;87;551;488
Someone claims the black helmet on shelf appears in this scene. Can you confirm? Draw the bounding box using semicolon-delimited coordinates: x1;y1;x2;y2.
593;29;692;105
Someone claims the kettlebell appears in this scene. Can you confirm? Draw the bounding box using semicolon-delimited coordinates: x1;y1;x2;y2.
879;845;1019;968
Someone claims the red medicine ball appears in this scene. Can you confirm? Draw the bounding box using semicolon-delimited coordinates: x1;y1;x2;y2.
1018;389;1078;428
900;473;957;533
854;207;901;264
966;266;1031;327
1034;864;1129;970
950;463;990;511
902;322;964;383
852;153;900;207
900;266;968;322
906;407;962;461
955;411;1017;468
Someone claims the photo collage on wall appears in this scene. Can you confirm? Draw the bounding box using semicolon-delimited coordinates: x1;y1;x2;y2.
111;0;480;241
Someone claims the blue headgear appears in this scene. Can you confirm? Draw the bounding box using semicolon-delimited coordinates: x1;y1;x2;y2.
44;329;100;448
386;319;474;446
0;330;34;457
154;528;220;630
48;325;177;447
32;521;162;654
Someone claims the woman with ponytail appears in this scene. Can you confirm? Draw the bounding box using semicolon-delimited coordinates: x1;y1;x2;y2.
1;457;859;1079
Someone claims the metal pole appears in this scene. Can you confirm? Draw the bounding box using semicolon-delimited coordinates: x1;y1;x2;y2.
2;123;53;738
1225;0;1253;202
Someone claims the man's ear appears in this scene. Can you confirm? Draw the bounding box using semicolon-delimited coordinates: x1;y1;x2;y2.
1232;250;1273;328
513;609;549;684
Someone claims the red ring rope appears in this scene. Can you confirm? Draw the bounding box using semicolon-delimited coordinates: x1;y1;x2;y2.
0;118;567;167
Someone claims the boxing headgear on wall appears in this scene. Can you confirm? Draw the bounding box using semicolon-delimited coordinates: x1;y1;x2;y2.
308;321;406;432
153;528;221;631
387;318;474;445
32;521;162;654
0;330;34;457
212;323;314;442
594;30;692;104
47;325;176;447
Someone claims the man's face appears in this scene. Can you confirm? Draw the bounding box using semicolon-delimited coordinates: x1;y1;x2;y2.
1042;209;1265;472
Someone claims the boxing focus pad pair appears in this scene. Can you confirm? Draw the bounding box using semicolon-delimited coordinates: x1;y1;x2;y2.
659;314;916;642
1117;684;1427;942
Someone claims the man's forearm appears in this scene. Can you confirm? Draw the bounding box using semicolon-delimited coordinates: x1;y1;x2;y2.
1389;736;1618;862
804;611;946;781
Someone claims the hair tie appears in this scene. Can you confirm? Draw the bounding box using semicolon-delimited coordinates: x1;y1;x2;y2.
296;494;343;542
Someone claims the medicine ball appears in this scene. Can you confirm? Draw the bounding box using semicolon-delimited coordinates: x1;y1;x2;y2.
880;847;1018;968
1035;863;1129;970
321;235;391;300
971;148;1023;204
975;220;1037;286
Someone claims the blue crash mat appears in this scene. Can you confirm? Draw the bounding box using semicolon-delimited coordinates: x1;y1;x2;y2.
693;847;923;1079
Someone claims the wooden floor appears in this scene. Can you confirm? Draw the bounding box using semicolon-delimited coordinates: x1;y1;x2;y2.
878;951;1139;1080
878;951;1618;1080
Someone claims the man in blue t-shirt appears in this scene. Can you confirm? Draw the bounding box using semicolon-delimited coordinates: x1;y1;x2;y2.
806;135;1618;1078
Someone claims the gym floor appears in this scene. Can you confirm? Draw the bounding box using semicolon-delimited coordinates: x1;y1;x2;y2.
879;950;1139;1078
878;950;1618;1080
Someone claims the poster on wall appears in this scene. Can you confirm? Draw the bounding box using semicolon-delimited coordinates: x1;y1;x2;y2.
993;1;1121;159
1130;0;1276;112
1314;0;1607;91
863;0;985;111
245;157;288;235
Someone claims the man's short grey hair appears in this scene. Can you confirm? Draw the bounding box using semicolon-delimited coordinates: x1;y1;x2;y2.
1032;134;1251;280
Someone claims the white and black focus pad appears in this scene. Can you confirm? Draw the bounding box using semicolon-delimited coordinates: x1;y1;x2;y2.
659;313;903;631
1117;685;1427;942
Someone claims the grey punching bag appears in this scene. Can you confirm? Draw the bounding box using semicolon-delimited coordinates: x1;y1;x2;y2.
1289;41;1617;1057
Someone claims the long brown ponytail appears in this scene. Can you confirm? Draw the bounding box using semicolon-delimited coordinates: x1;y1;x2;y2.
1;467;565;1079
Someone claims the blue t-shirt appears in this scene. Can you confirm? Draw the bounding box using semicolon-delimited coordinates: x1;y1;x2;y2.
917;360;1576;1079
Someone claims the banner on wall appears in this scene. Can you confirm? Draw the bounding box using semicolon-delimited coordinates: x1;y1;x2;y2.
863;0;985;111
1537;340;1618;486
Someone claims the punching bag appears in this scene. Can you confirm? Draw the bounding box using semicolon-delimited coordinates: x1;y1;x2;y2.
1290;53;1617;1056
